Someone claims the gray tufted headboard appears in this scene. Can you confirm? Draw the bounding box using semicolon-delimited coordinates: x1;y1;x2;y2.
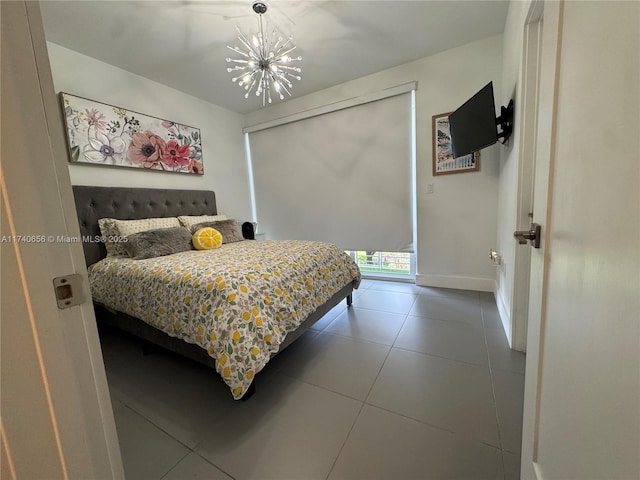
73;186;217;266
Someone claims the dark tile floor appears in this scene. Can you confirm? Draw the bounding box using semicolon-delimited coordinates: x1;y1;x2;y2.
102;279;525;479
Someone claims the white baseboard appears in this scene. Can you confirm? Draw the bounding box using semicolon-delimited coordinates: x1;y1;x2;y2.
415;274;495;292
495;287;513;346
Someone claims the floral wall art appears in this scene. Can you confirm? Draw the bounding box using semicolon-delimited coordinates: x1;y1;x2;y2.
60;93;204;175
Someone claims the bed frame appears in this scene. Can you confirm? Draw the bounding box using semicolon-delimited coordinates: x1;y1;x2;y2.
73;185;354;398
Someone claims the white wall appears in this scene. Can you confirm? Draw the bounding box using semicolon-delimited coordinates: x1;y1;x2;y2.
245;35;503;291
46;43;252;221
47;35;505;292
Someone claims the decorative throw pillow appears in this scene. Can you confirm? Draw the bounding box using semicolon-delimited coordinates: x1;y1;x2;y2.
97;218;120;257
178;214;227;229
191;219;244;243
124;227;193;260
99;217;181;257
192;227;223;250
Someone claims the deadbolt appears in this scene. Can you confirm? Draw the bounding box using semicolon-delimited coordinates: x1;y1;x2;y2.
514;223;541;248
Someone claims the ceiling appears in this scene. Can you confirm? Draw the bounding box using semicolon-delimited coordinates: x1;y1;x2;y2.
40;0;509;114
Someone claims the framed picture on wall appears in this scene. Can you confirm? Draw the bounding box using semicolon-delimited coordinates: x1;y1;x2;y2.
432;112;480;176
59;92;204;175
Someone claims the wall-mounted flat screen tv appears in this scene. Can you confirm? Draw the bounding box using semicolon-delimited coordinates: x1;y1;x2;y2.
449;81;499;158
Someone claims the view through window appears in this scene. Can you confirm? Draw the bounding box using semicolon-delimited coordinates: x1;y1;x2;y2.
347;251;413;277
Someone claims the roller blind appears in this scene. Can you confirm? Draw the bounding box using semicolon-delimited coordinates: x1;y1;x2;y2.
248;91;414;252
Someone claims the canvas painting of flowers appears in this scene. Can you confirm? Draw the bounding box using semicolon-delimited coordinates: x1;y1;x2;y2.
60;93;204;175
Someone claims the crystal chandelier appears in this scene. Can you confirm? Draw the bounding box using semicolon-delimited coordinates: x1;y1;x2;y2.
226;1;302;106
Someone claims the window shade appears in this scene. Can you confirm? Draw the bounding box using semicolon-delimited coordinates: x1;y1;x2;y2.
248;92;413;252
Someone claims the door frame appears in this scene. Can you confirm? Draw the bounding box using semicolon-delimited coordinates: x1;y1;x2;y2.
519;0;564;478
510;0;545;353
1;1;123;477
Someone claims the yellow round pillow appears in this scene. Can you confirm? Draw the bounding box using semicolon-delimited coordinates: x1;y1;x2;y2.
192;227;223;250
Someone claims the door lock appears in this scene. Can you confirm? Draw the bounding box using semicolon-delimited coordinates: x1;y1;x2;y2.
514;223;541;248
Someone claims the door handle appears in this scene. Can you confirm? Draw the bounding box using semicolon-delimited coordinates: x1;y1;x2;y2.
514;223;541;248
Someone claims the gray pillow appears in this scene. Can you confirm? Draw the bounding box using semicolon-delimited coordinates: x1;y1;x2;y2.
124;227;193;259
191;219;244;243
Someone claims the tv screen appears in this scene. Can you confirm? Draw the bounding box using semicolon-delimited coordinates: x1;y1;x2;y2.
449;81;498;158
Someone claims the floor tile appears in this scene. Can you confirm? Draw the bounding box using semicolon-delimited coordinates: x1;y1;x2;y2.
478;291;496;303
394;316;488;366
367;349;500;447
357;279;377;289
100;284;527;480
503;451;521;480
126;352;237;449
163;452;234;480
195;373;361;480
309;302;349;331
101;331;173;405
324;307;407;345
410;295;483;326
492;370;525;453
352;289;417;315
485;328;526;374
417;286;481;302
328;405;504;480
110;396;126;414
114;406;189;480
367;280;425;295
482;299;503;329
270;331;390;400
351;286;367;300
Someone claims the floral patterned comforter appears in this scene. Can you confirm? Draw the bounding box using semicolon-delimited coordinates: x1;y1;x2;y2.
88;240;361;399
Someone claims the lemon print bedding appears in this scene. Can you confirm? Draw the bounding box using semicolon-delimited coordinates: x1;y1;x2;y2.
88;239;361;399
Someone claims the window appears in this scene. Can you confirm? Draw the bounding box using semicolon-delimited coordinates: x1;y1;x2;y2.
245;86;416;254
348;251;415;278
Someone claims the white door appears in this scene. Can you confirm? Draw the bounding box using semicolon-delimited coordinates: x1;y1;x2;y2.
521;1;640;479
1;1;123;478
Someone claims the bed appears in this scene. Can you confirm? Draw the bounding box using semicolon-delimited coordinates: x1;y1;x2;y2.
73;186;361;399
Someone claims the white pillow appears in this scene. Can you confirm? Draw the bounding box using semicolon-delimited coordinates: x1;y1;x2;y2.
177;214;227;229
99;217;180;257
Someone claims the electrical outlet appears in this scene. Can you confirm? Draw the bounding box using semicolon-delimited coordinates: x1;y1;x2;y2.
426;183;434;194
